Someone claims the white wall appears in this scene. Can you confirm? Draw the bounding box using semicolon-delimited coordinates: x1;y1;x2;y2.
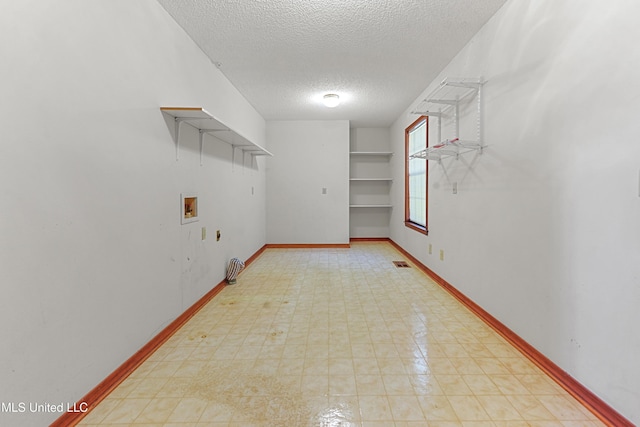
0;2;267;426
266;121;349;244
390;0;640;422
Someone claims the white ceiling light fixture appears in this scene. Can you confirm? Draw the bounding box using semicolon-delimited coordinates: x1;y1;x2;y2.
323;93;340;108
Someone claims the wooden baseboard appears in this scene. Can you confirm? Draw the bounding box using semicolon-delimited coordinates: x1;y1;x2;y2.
245;244;267;265
265;243;350;248
51;246;267;427
387;239;633;427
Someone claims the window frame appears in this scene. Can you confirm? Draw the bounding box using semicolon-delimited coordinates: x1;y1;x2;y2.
404;116;428;235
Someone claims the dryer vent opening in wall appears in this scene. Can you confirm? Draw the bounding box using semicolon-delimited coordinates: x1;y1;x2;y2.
393;261;411;268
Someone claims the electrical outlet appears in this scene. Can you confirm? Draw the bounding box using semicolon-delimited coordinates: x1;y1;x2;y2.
322;187;327;195
216;230;221;241
439;249;444;261
453;182;458;194
428;244;432;254
201;227;206;240
251;186;254;195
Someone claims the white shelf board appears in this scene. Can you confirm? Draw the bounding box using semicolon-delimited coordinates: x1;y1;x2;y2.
349;204;393;208
349;178;393;181
349;151;393;156
161;107;273;157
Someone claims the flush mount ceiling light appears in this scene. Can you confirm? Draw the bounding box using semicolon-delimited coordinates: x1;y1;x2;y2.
322;93;340;108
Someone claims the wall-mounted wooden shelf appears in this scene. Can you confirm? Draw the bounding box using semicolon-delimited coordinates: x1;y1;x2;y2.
160;107;273;163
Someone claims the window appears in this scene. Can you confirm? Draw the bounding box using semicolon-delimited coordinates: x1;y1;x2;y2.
405;116;428;234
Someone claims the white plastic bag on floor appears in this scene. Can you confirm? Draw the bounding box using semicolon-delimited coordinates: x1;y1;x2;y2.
226;257;244;284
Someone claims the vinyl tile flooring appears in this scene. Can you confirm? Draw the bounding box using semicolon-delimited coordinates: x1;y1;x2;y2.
78;242;604;426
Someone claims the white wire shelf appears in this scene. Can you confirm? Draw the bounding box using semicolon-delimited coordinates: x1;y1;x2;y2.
410;76;485;163
409;138;484;162
411;77;483;116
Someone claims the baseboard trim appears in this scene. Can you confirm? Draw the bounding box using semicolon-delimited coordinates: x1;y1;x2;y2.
265;243;350;248
245;243;268;265
387;239;633;427
51;245;267;427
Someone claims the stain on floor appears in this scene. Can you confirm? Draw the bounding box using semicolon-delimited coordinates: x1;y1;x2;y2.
173;363;313;426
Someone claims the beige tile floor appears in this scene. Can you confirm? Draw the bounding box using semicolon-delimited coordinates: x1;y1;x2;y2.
78;242;605;426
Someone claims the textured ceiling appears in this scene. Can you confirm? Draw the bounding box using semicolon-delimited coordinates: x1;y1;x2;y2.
157;0;508;127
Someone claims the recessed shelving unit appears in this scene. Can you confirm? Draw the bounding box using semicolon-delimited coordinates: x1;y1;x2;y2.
410;77;485;163
349;128;393;237
348;154;393;209
160;107;273;164
349;161;393;208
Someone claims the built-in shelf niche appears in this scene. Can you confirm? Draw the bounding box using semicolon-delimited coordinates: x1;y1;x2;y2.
349;128;393;237
349;152;393;208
